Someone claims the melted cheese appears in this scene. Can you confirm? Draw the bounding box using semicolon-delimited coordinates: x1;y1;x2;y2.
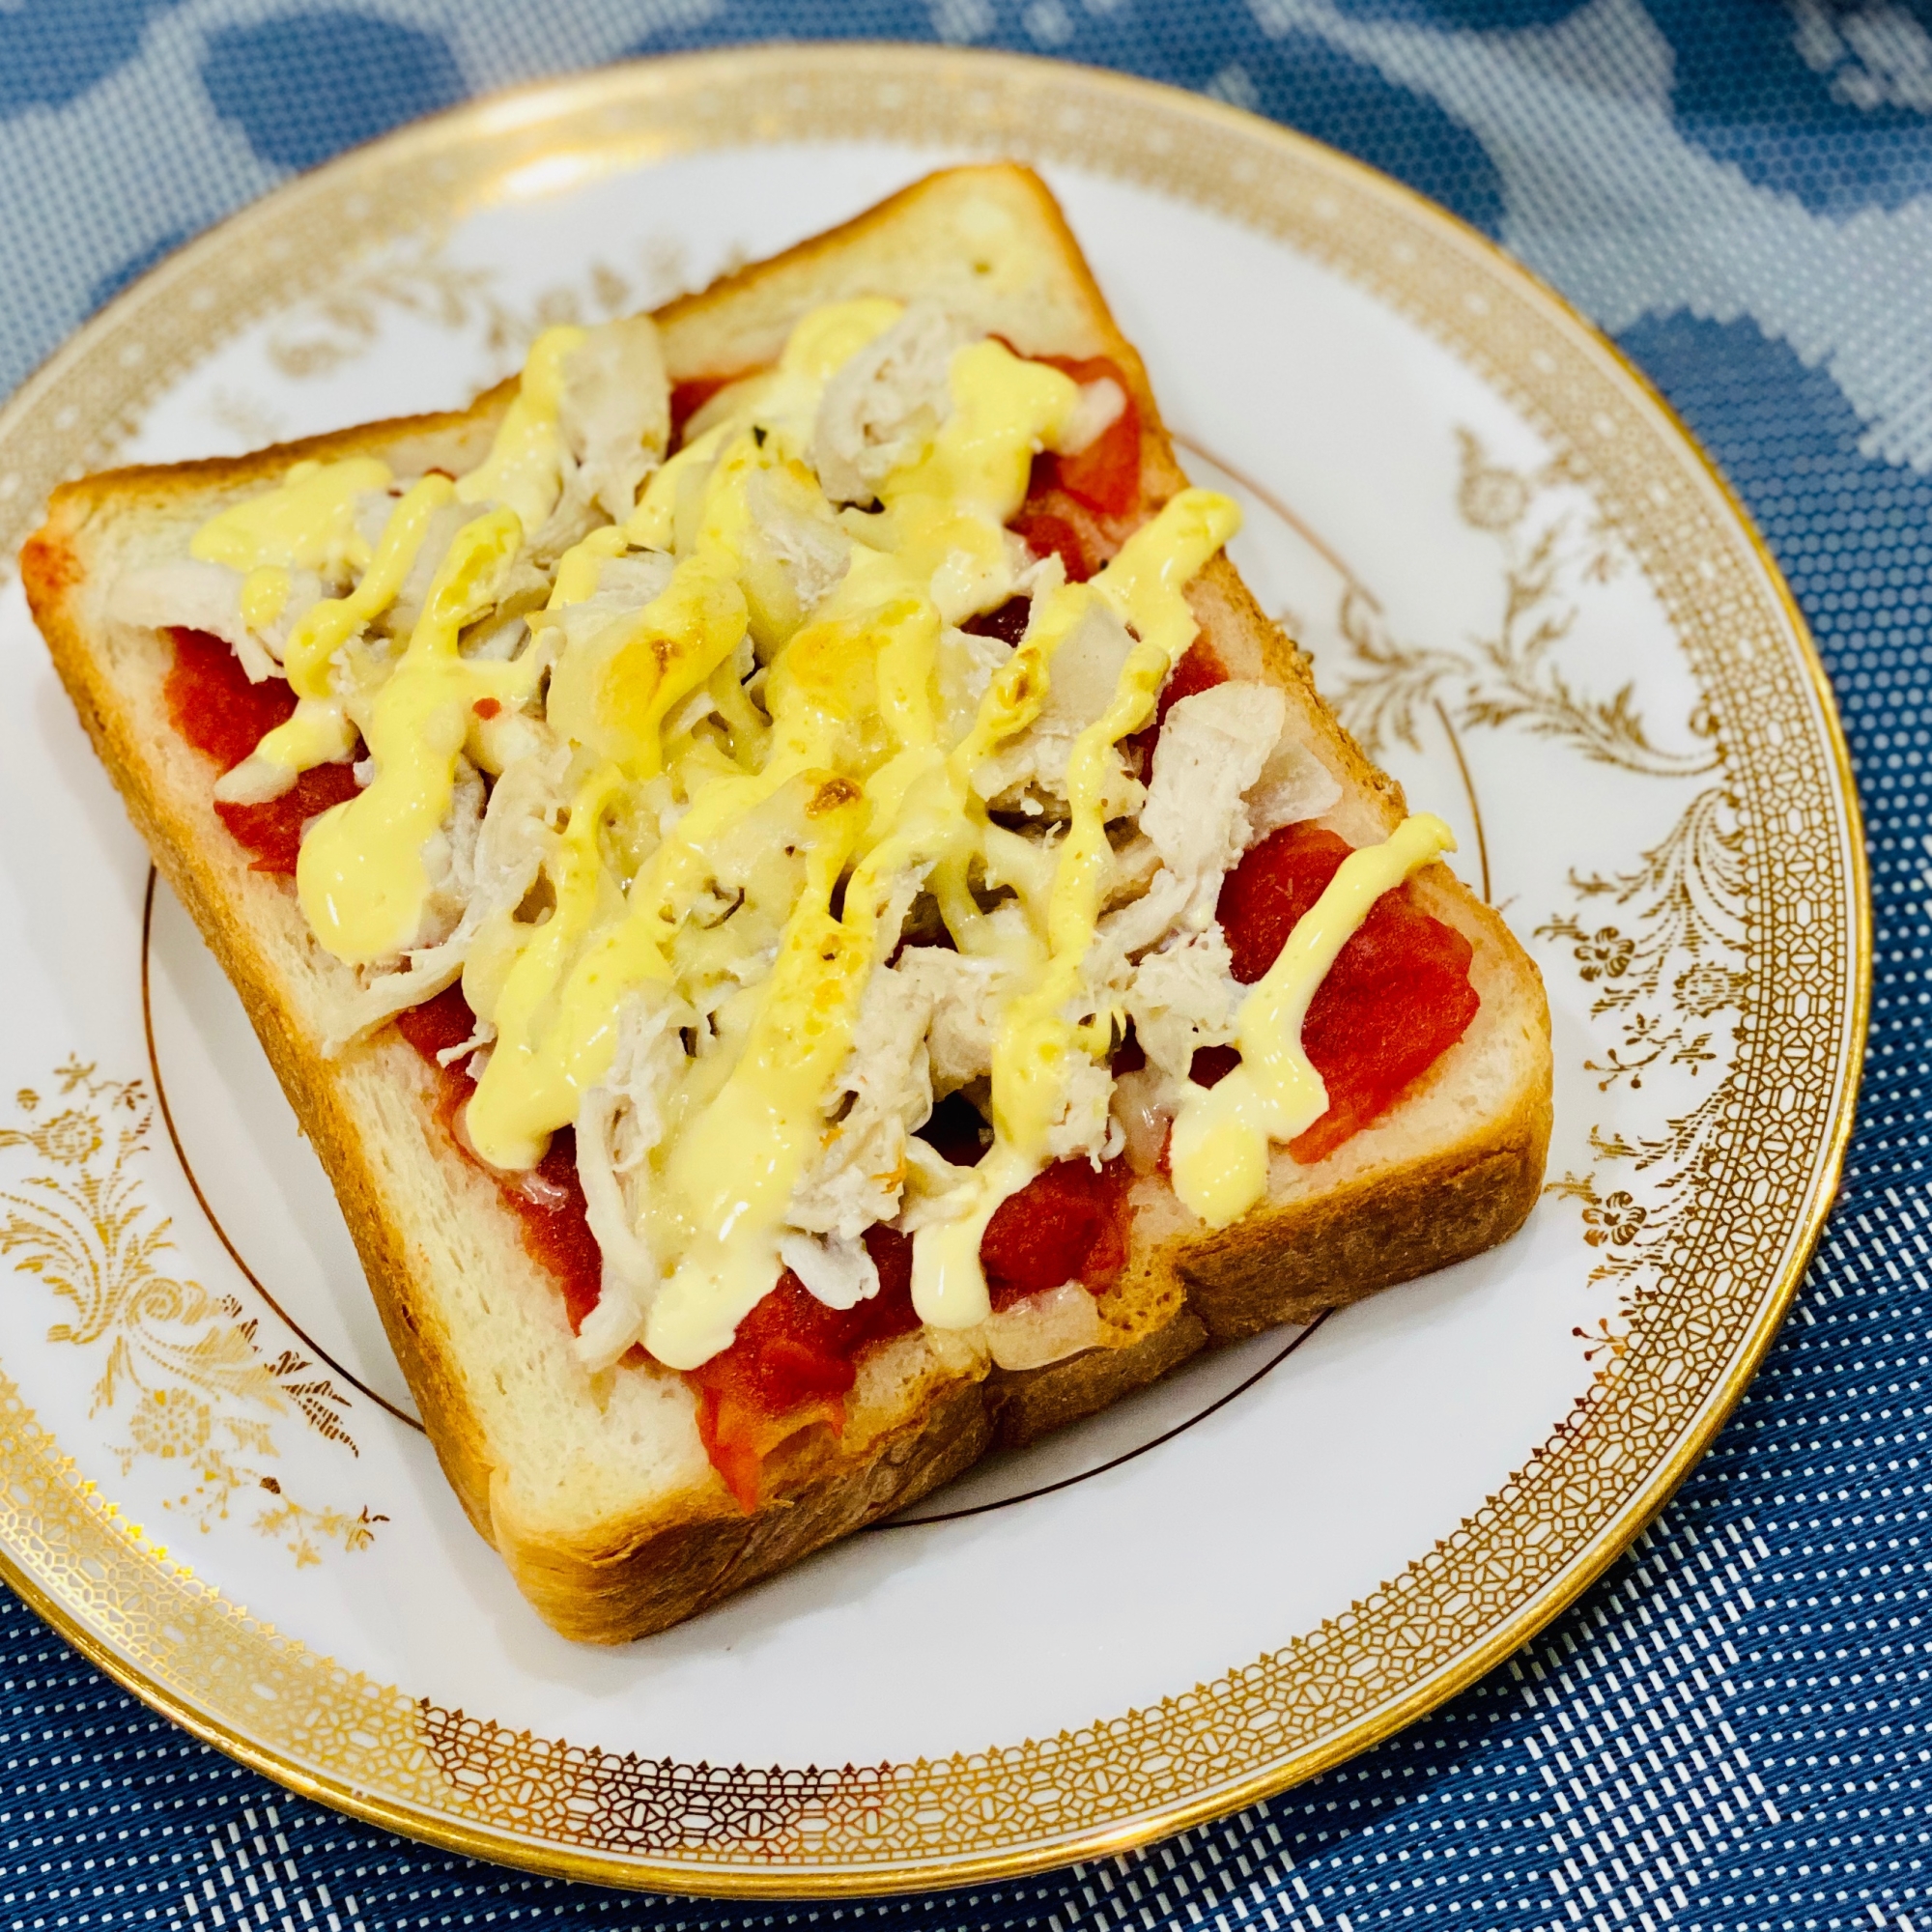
241;565;291;631
1168;812;1456;1229
645;786;868;1369
549;524;627;606
189;456;389;582
869;339;1078;623
216;473;467;797
463;761;673;1169
270;324;602;945
547;547;748;776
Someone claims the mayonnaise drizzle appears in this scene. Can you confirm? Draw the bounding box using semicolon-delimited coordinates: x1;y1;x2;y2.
190;456;388;583
296;510;535;964
911;489;1243;1328
176;291;1256;1372
1168;812;1457;1229
455;325;586;532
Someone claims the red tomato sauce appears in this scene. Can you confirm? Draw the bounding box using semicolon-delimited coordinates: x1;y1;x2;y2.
1209;823;1480;1164
387;989;931;1513
687;1226;922;1512
668;372;748;450
392;986;1134;1511
1032;355;1144;517
671;349;1144;582
1009;506;1095;583
695;1156;1137;1510
1127;639;1228;775
1003;357;1143;583
163;626;360;875
392;986;606;1330
980;1156;1133;1313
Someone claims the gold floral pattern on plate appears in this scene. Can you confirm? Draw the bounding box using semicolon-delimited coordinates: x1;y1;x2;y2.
0;45;1867;1893
1323;425;1757;1350
0;1062;384;1567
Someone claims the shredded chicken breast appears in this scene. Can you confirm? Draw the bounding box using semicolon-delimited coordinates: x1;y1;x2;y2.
108;558;325;682
810;302;976;505
1126;925;1242;1085
975;598;1145;821
559;316;670;524
325;739;572;1048
1102;680;1338;959
573;984;696;1372
789;885;936;1245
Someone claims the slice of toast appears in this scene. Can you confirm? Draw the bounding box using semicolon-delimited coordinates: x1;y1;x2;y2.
23;164;1550;1643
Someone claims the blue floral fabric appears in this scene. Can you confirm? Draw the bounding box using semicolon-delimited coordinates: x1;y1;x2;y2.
3;3;1930;1926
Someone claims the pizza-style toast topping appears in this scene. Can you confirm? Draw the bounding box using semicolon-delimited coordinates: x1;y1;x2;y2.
1213;823;1483;1165
1170;813;1455;1227
130;278;1480;1509
163;625;361;874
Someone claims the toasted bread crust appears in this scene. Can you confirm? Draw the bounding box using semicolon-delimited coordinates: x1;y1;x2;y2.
497;1379;994;1644
985;1311;1210;1452
23;164;1551;1642
1179;1099;1549;1339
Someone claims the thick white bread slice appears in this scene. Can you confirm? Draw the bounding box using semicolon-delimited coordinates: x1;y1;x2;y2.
23;165;1550;1643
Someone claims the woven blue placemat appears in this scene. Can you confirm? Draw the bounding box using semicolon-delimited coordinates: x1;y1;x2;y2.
3;2;1927;1925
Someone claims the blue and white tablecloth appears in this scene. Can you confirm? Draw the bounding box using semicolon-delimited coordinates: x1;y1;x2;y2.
2;2;1928;1925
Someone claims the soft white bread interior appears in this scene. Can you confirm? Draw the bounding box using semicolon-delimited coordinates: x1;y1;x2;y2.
23;164;1550;1643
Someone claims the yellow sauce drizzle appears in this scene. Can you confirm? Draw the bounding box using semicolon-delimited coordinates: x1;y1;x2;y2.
265;322;594;939
232;473;460;791
1168;813;1456;1229
463;761;674;1169
179;298;1250;1374
645;785;868;1369
240;565;290;631
189;456;389;581
296;511;534;964
455;325;587;532
911;489;1243;1328
546;545;748;778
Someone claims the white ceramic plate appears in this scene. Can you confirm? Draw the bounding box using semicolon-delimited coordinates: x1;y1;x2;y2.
0;45;1865;1894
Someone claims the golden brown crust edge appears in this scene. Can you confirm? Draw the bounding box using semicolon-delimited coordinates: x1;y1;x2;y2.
497;1380;994;1644
22;161;1551;1644
654;162;1125;374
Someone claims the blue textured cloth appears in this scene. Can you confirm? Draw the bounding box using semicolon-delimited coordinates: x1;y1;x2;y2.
3;3;1929;1926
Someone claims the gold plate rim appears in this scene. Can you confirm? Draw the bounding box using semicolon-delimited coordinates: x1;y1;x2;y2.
0;40;1871;1897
